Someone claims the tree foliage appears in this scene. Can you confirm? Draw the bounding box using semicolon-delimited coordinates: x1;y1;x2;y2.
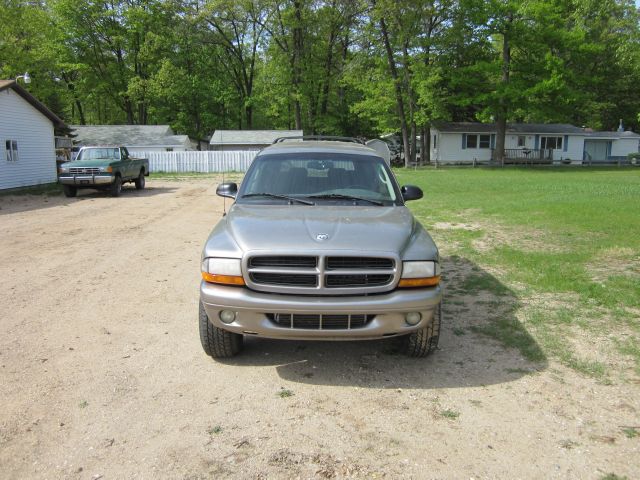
1;0;639;153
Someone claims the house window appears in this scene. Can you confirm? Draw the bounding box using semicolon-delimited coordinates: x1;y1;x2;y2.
465;134;491;149
465;135;477;149
433;135;437;149
517;136;526;147
5;140;18;162
541;136;563;150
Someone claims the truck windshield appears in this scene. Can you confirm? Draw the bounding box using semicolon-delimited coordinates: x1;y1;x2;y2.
239;153;401;206
76;148;120;161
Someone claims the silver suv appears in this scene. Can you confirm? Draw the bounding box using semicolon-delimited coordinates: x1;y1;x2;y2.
199;137;442;358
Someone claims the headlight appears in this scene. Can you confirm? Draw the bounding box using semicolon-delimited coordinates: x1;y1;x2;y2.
201;258;244;286
99;166;113;173
399;261;440;287
58;166;69;174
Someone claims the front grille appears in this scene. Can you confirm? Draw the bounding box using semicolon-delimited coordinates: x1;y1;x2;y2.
246;254;397;294
69;167;100;175
325;274;393;288
250;272;317;287
326;257;394;270
267;313;374;330
249;256;317;268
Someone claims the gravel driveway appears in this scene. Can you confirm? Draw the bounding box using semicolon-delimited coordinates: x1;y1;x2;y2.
1;178;638;479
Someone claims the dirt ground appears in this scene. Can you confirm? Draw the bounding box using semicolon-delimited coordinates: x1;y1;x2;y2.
1;177;638;479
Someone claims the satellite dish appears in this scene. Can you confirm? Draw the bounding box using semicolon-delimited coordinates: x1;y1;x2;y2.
365;139;391;165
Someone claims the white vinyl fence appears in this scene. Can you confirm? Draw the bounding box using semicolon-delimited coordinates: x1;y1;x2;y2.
143;151;257;173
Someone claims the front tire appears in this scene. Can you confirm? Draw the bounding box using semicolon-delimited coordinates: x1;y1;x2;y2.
62;185;77;198
110;175;122;197
399;303;441;357
199;302;243;358
134;170;145;190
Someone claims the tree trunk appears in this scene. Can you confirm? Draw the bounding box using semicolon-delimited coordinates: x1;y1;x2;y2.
292;0;304;130
495;17;512;166
379;16;409;168
421;126;430;165
402;42;417;165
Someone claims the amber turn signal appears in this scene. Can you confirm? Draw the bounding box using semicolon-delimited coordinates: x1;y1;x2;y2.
398;276;440;288
201;272;245;286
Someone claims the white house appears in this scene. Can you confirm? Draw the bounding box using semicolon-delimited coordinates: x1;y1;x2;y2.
70;125;194;155
430;122;640;164
0;80;65;190
209;130;303;151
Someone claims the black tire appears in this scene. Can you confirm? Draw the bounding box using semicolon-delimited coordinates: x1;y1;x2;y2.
199;302;243;358
110;175;122;197
134;170;145;190
62;185;77;198
399;303;441;357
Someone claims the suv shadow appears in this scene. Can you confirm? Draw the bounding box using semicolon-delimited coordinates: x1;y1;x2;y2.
215;255;547;389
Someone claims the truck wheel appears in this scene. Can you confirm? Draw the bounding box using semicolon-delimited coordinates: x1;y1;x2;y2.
62;185;77;198
400;303;441;357
134;170;145;190
110;175;122;197
199;302;243;358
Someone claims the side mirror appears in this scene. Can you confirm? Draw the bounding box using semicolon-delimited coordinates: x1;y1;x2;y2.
216;182;238;199
401;185;423;201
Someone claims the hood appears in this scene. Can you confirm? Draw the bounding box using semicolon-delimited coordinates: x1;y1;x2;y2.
225;204;417;255
61;158;117;168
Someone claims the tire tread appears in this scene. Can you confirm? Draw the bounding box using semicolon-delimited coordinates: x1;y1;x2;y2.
199;303;243;358
401;303;441;357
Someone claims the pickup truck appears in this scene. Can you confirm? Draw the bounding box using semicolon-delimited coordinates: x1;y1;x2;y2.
199;137;442;359
58;146;149;197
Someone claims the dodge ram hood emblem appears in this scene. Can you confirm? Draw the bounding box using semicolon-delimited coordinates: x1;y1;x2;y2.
316;233;329;241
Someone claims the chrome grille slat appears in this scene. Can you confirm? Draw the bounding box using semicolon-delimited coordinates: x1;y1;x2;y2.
69;167;101;175
326;257;394;270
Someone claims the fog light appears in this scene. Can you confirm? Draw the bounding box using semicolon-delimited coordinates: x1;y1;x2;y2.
405;312;422;326
219;310;236;324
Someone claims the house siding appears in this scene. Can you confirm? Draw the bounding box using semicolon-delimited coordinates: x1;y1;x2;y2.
611;138;640;157
433;131;493;163
127;145;190;155
0;88;56;189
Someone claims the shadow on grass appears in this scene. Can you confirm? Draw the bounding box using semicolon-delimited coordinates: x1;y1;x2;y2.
0;185;177;216
216;255;547;389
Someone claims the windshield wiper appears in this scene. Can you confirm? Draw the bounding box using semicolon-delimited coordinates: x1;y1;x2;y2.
242;192;314;205
306;193;383;206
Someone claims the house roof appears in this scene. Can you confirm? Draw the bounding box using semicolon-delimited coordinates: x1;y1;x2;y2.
433;122;586;135
0;79;65;126
584;131;640;139
70;125;190;147
210;130;304;145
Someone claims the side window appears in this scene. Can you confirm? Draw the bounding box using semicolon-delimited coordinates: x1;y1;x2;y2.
479;135;491;149
433;135;437;149
517;136;526;147
5;140;18;162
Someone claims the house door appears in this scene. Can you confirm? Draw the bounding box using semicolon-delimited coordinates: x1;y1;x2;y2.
584;140;609;163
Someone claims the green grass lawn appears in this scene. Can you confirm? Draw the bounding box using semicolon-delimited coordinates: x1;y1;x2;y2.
395;167;640;381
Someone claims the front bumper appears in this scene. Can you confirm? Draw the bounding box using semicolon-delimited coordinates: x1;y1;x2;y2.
58;174;114;186
200;281;443;340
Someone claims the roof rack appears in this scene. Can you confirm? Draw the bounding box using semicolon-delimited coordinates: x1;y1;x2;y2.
272;135;365;145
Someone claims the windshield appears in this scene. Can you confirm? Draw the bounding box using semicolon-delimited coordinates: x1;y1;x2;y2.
238;153;401;206
76;148;120;161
